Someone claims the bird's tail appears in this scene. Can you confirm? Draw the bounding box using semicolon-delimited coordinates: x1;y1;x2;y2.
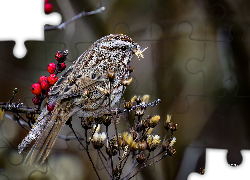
18;102;68;167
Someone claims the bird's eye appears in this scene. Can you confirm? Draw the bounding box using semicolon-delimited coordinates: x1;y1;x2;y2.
121;46;127;51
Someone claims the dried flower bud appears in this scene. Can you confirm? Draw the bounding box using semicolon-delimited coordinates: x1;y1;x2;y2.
128;67;134;73
123;132;133;146
146;134;161;151
118;137;127;148
162;140;170;150
130;141;139;151
107;70;115;81
135;108;145;116
130;129;138;140
167;146;176;156
136;152;146;164
124;101;133;109
142;119;149;129
107;137;119;156
142;95;150;103
81;117;94;129
135;96;143;103
122;77;133;86
130;95;137;103
91;132;106;149
103;116;111;126
145;128;153;135
139;141;147;150
164;121;178;131
92;124;100;133
162;138;176;156
166;115;172;123
169;137;176;147
149;115;160;128
170;122;178;131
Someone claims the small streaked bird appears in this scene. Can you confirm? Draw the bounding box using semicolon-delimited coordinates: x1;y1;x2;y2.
18;34;147;167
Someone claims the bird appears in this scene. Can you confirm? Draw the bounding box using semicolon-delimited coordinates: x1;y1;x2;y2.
18;34;147;167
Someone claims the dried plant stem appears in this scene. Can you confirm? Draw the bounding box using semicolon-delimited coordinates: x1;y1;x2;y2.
44;6;105;31
85;129;101;180
98;150;112;179
128;154;167;180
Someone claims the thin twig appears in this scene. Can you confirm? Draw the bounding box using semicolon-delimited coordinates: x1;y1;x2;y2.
44;7;105;31
68;123;86;150
85;129;101;180
128;154;167;180
98;150;113;179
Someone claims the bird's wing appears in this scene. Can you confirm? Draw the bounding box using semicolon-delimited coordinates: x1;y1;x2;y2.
23;102;70;167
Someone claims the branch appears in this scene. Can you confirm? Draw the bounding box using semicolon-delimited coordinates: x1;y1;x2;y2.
44;6;105;31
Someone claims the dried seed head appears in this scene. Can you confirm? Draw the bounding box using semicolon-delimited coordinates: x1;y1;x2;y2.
136;152;146;164
124;101;133;109
118;137;127;148
130;129;138;141
164;121;177;131
103;116;111;126
149;115;160;128
169;137;176;147
166;115;172;123
146;128;153;135
92;124;100;133
91;132;106;149
135;108;145;116
130;95;137;103
167;146;176;156
146;134;161;151
139;141;147;151
135;96;143;103
122;77;133;86
128;67;134;73
142;95;150;103
123;132;133;145
162;138;176;156
130;141;139;151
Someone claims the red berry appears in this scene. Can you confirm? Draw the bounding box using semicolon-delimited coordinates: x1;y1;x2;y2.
47;102;55;112
46;87;51;98
40;80;50;90
48;74;58;85
38;76;48;84
31;83;42;95
47;63;56;74
55;51;63;61
32;95;42;105
45;0;49;3
45;3;53;14
59;63;66;71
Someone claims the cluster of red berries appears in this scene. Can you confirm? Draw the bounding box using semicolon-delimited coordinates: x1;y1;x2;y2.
31;50;68;112
45;0;53;14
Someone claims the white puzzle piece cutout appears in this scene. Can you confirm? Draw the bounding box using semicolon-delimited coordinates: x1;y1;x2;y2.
188;148;249;180
0;0;61;58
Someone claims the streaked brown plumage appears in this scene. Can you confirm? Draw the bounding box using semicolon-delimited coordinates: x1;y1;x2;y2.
18;34;146;167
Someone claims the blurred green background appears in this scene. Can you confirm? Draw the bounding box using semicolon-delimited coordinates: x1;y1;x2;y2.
0;0;250;179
